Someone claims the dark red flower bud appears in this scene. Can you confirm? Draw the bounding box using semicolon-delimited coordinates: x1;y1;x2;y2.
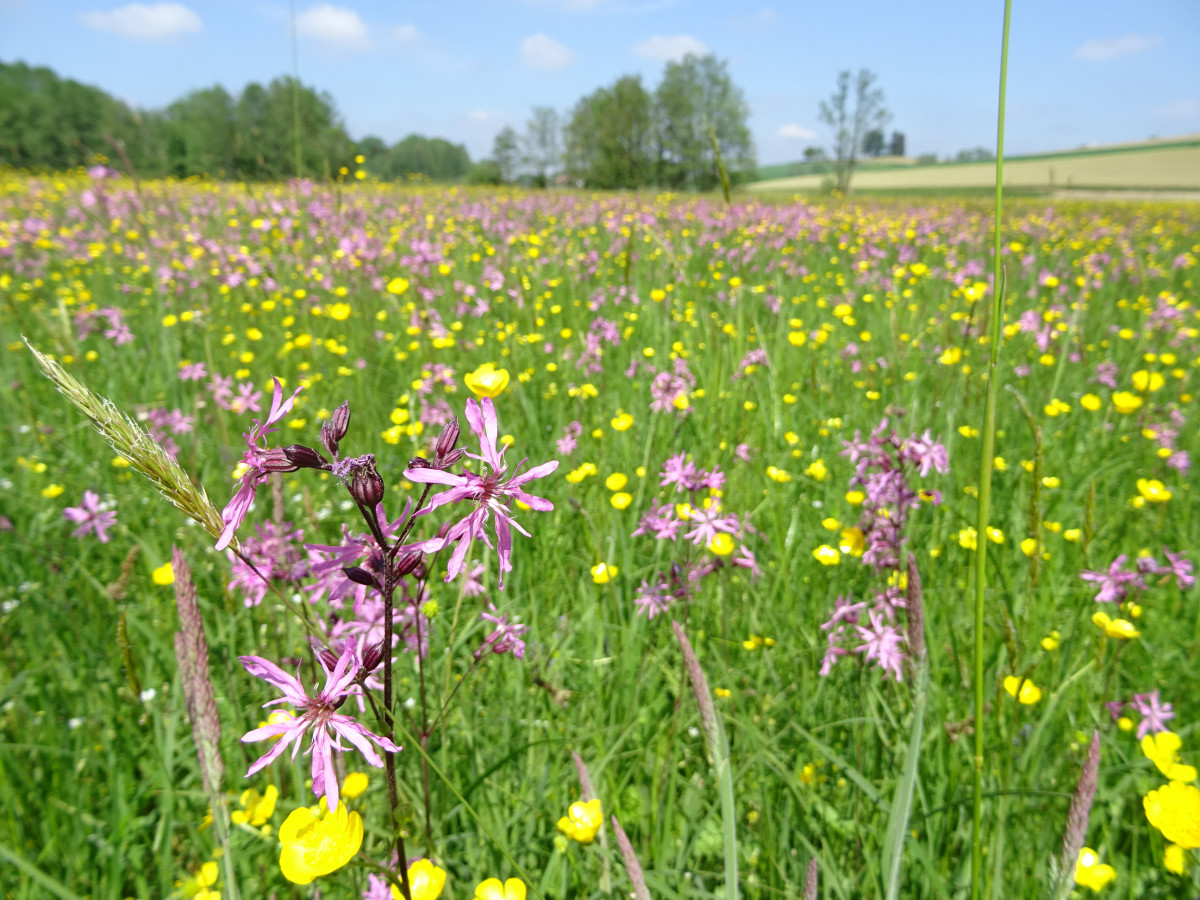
362;643;384;673
321;400;351;456
316;647;340;671
343;566;379;589
407;456;432;469
283;444;330;469
435;417;460;458
349;466;385;508
438;448;465;468
258;448;300;473
394;551;423;578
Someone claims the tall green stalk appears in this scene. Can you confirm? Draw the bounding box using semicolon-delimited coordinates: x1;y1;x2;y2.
972;3;1012;898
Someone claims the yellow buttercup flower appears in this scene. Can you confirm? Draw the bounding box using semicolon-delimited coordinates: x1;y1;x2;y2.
610;492;632;510
392;858;447;900
1092;611;1140;640
1163;843;1187;875
1074;847;1116;892
605;472;628;491
838;527;865;556
804;459;828;481
557;797;603;844
1142;732;1198;782
812;544;840;566
387;277;410;295
1136;478;1172;503
232;784;279;826
1131;370;1164;392
278;801;363;884
341;772;369;799
1003;675;1042;705
766;465;792;483
464;363;510;398
708;533;735;556
591;562;617;584
1145;781;1200;848
152;562;175;585
1111;391;1143;414
474;878;526;900
1040;630;1061;651
610;412;634;431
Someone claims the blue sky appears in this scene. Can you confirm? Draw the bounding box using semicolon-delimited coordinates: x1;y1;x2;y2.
2;0;1198;165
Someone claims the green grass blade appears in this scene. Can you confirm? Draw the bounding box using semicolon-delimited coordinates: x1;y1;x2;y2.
882;662;927;900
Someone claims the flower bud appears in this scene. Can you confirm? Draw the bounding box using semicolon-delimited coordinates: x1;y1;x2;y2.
258;448;300;473
343;566;379;590
407;456;432;469
321;400;351;456
393;551;423;578
283;444;330;470
361;643;384;673
435;417;460;458
348;462;385;508
316;647;340;672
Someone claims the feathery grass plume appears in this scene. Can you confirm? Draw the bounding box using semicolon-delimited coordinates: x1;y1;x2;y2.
1051;731;1101;900
611;815;651;900
673;620;738;900
572;751;596;801
673;620;719;750
23;339;233;550
173;546;223;796
803;857;818;900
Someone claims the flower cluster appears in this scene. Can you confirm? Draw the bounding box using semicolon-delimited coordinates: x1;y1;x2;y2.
818;419;947;681
630;452;759;619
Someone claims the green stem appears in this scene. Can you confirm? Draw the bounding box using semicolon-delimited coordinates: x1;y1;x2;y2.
972;3;1012;899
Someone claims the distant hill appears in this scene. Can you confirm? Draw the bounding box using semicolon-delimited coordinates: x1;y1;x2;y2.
746;134;1200;193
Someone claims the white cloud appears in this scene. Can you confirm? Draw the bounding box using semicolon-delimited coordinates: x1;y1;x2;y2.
296;4;370;53
1157;99;1199;118
79;3;201;41
778;123;816;140
393;23;421;43
520;33;576;70
632;34;708;62
1074;34;1162;61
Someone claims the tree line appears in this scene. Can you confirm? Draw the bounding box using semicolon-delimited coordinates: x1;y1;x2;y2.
0;55;757;191
487;54;755;191
0;60;470;182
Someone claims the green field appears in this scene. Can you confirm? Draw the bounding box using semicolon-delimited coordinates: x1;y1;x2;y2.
748;135;1200;194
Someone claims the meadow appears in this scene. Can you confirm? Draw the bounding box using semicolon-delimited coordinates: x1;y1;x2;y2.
0;168;1197;900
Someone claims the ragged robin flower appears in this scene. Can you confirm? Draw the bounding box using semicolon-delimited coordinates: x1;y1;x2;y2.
403;397;557;588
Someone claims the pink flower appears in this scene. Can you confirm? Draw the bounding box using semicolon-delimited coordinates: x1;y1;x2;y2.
63;490;117;542
403;397;557;588
239;640;399;812
216;377;303;551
